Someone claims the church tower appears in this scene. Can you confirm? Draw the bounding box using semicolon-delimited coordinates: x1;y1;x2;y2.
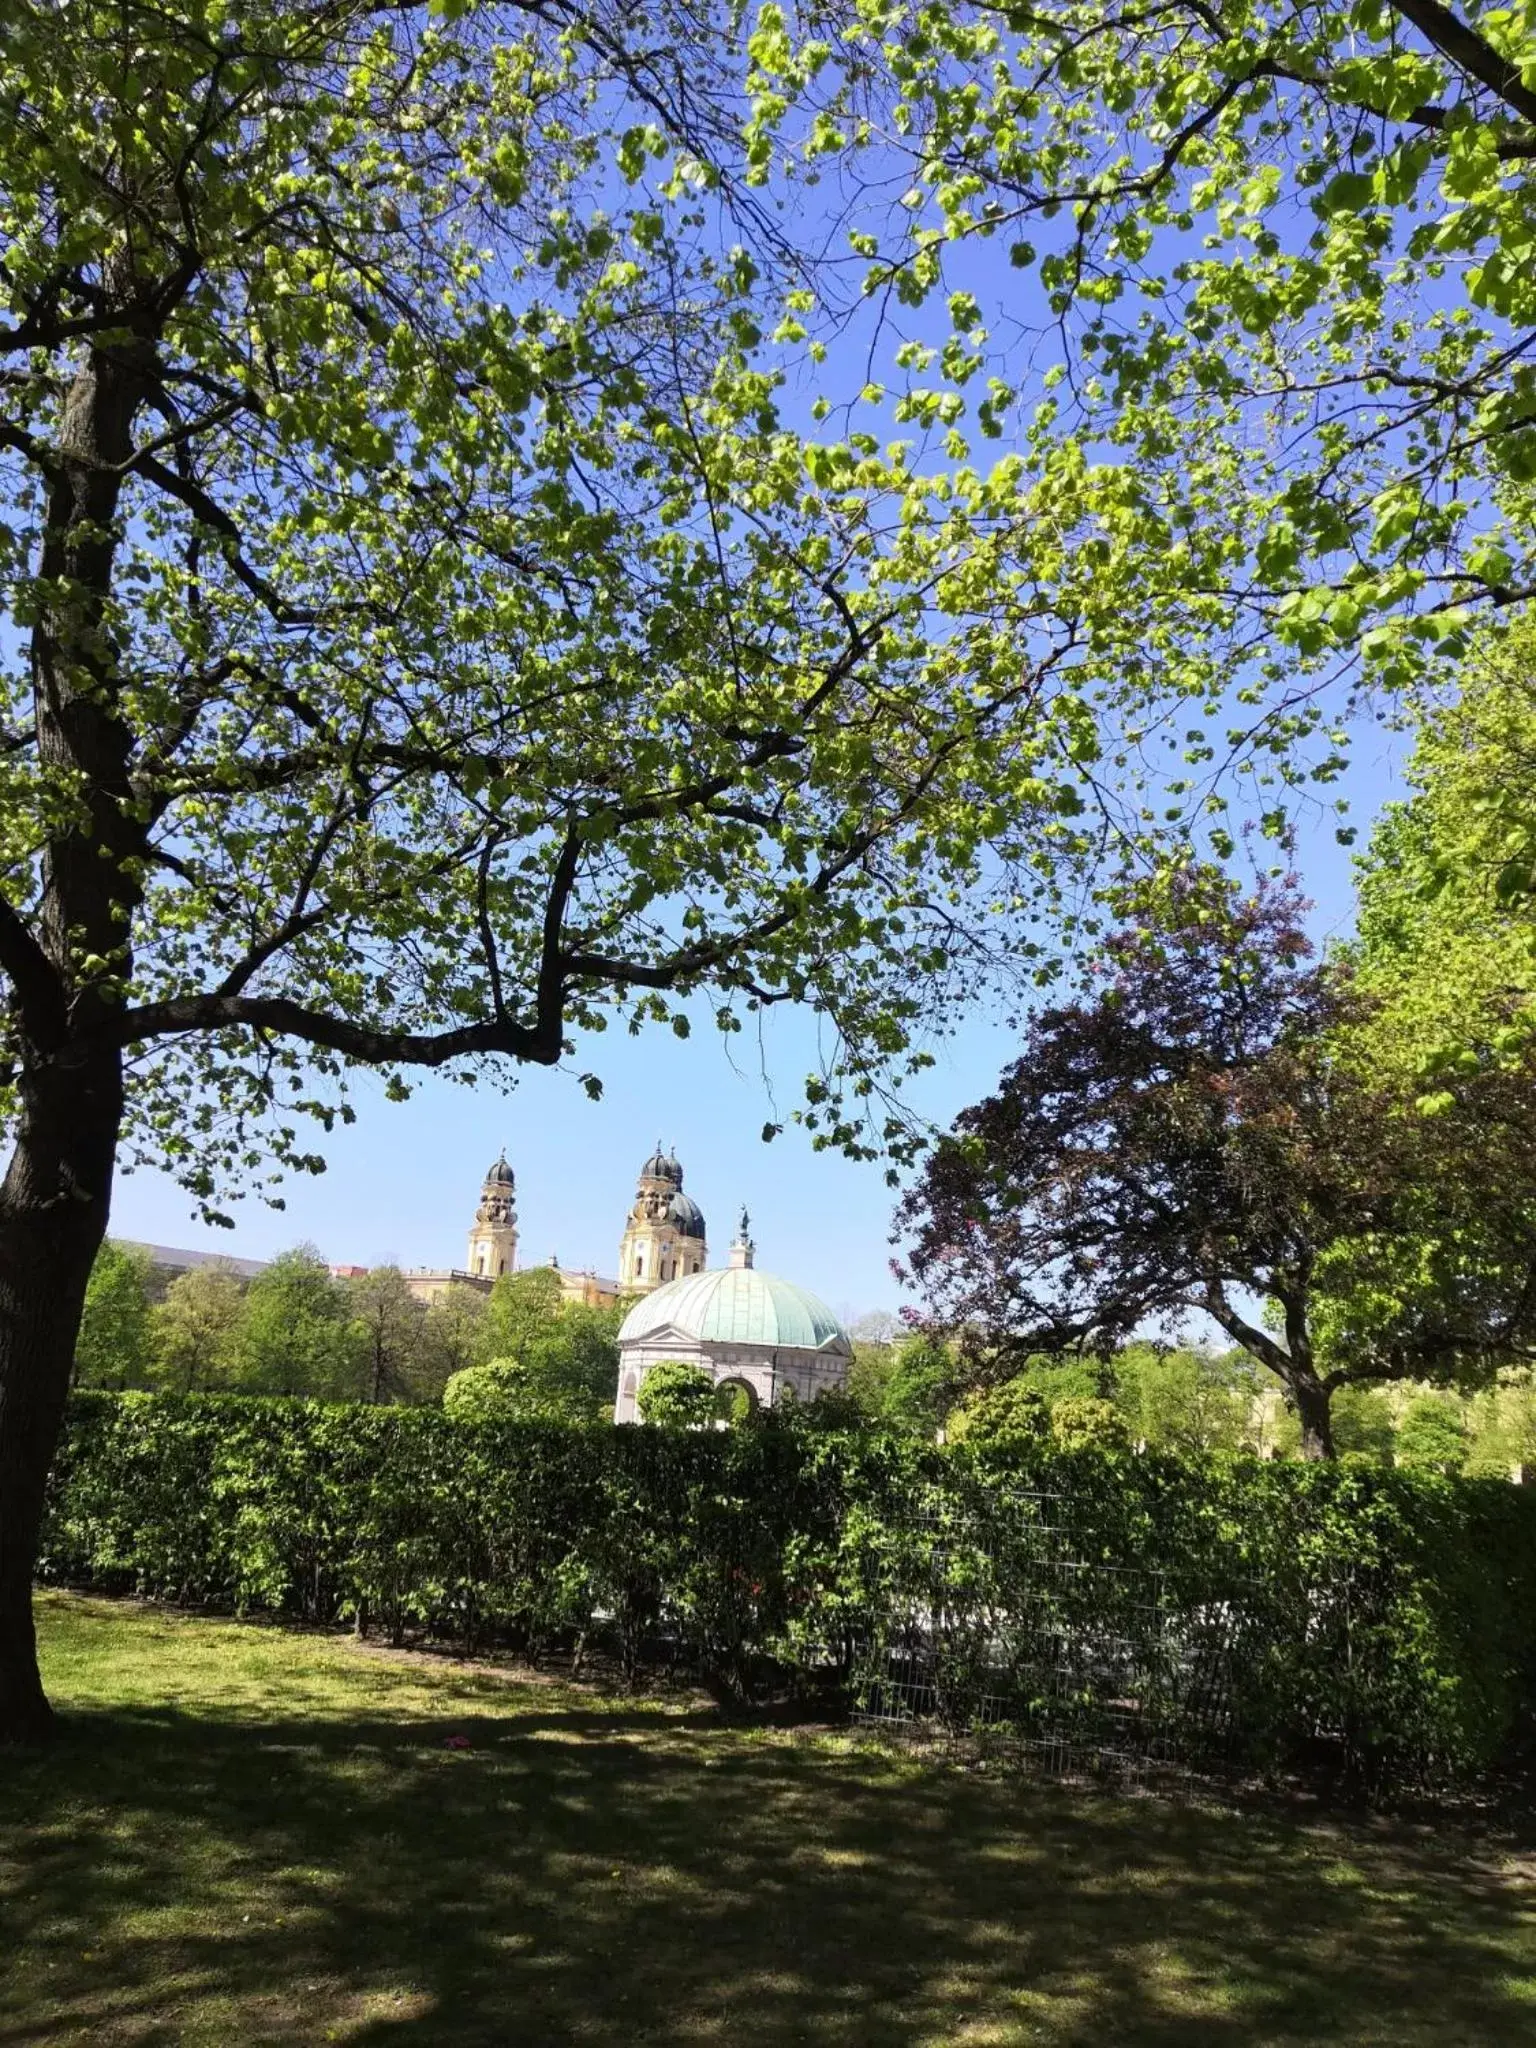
619;1144;708;1292
466;1152;518;1279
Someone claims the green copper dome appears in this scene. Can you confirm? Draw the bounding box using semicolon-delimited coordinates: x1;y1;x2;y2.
619;1268;851;1354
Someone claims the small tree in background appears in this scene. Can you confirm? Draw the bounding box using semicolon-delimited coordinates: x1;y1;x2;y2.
441;1270;619;1424
1111;1345;1257;1458
149;1264;244;1393
421;1288;491;1388
1396;1397;1469;1476
227;1248;359;1400
636;1360;716;1429
846;1331;957;1436
73;1243;154;1391
482;1270;567;1364
1466;1378;1536;1478
346;1267;432;1406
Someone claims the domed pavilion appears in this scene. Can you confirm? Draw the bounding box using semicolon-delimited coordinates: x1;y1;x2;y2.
613;1210;852;1421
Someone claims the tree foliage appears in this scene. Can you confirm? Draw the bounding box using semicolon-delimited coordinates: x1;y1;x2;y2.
225;1246;361;1398
72;1236;603;1407
900;872;1536;1455
1111;1344;1258;1458
1352;619;1536;1076
751;0;1536;801
441;1307;619;1423
345;1265;435;1405
1396;1393;1471;1473
845;1328;957;1432
148;1262;245;1394
0;0;1122;1216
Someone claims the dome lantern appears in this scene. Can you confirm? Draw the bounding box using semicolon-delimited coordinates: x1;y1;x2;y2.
638;1141;682;1186
728;1206;755;1271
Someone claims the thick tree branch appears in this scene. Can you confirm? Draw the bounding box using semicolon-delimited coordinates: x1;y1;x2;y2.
1387;0;1536;126
112;993;560;1069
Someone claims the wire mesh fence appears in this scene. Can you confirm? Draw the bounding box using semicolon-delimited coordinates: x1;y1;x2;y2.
851;1487;1254;1785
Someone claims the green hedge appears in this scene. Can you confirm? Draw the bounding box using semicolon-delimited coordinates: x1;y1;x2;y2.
39;1392;1536;1791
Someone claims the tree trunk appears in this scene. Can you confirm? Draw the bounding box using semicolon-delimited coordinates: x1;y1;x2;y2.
1293;1375;1336;1461
0;270;150;1742
0;1051;123;1741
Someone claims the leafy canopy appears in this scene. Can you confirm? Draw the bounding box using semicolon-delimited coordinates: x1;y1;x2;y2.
73;1242;155;1391
1351;618;1536;1078
745;0;1536;854
443;1270;619;1423
226;1245;361;1397
0;0;1152;1218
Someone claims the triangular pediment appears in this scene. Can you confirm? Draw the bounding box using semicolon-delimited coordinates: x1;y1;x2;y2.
627;1323;699;1351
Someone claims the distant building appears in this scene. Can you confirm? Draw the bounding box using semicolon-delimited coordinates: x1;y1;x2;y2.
133;1144;730;1319
122;1242;271;1300
466;1151;519;1278
400;1151;625;1307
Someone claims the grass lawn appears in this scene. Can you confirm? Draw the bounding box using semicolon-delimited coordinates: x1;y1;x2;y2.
2;1595;1534;2045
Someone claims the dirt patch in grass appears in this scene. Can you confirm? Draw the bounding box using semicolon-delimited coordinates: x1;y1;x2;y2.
2;1591;1534;2045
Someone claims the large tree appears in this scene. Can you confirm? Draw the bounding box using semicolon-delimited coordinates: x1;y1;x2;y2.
0;1;1130;1738
899;875;1536;1457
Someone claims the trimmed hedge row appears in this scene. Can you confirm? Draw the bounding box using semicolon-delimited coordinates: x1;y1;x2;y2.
39;1392;1536;1790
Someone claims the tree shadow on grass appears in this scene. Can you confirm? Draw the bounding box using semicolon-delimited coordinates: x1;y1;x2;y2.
2;1697;1534;2046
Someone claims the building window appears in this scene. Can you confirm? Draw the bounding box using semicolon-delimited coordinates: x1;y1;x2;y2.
635;1253;644;1278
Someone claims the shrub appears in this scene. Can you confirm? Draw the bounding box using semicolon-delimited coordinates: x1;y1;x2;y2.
37;1392;1536;1791
636;1359;716;1427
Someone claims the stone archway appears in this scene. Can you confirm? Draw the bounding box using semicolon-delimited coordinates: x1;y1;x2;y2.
712;1375;759;1425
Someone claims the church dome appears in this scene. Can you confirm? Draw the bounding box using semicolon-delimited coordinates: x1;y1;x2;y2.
639;1144;683;1185
619;1267;851;1355
666;1191;707;1240
484;1151;515;1187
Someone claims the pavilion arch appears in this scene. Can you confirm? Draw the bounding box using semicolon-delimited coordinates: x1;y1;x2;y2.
713;1375;760;1424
